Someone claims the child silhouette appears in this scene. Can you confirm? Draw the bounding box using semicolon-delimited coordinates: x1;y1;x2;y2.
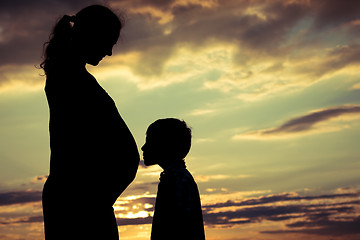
141;118;205;240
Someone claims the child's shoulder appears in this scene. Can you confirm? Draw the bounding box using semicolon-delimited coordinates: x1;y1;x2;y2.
172;168;196;187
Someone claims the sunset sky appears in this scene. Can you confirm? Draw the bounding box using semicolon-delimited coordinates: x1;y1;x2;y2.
1;0;360;239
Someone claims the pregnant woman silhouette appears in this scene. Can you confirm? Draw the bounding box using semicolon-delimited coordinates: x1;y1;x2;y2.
41;5;139;240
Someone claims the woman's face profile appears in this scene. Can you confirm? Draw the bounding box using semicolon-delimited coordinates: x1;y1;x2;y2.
83;31;119;66
73;18;120;66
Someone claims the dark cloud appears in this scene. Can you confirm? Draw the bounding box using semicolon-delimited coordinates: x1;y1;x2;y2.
262;216;360;237
202;190;360;239
0;0;102;67
109;191;358;230
0;190;42;206
114;0;309;77
155;1;307;52
203;191;360;209
321;44;360;74
33;175;48;182
256;105;360;136
1;0;359;87
311;0;360;30
203;203;356;225
113;0;175;10
110;187;360;237
0;215;43;225
27;175;48;185
1;186;359;240
117;216;152;226
297;44;360;79
113;188;360;233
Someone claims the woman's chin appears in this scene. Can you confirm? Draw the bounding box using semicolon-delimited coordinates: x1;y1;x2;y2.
87;57;103;66
144;158;157;166
87;60;100;66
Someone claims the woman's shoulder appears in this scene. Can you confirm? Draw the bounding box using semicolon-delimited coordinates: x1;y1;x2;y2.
45;68;94;101
46;65;93;85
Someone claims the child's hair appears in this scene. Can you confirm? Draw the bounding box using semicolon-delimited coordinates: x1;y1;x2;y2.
147;118;192;160
40;4;123;74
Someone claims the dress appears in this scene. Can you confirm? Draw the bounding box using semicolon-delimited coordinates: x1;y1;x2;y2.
151;160;205;240
42;64;139;240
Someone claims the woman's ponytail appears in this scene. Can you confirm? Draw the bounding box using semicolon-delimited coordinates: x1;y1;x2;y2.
40;15;75;75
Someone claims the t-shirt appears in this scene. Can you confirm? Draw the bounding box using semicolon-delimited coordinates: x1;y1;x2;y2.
151;160;205;240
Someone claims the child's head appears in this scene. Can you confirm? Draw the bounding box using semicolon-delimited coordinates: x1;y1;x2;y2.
141;118;192;167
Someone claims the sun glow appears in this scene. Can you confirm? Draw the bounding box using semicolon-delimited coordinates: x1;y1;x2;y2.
117;211;151;219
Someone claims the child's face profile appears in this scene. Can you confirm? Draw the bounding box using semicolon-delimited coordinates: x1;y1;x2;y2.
141;132;167;166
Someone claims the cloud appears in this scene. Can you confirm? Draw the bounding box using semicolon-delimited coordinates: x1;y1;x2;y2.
194;138;215;143
190;109;217;116
262;216;360;237
233;105;360;140
0;215;43;225
116;216;152;226
29;175;48;185
0;190;42;206
113;186;360;237
351;82;360;90
201;188;360;238
297;44;360;79
0;0;100;89
311;0;360;30
195;174;251;183
115;0;310;85
203;43;360;102
203;191;360;210
0;0;87;66
1;0;360;95
1;183;359;240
